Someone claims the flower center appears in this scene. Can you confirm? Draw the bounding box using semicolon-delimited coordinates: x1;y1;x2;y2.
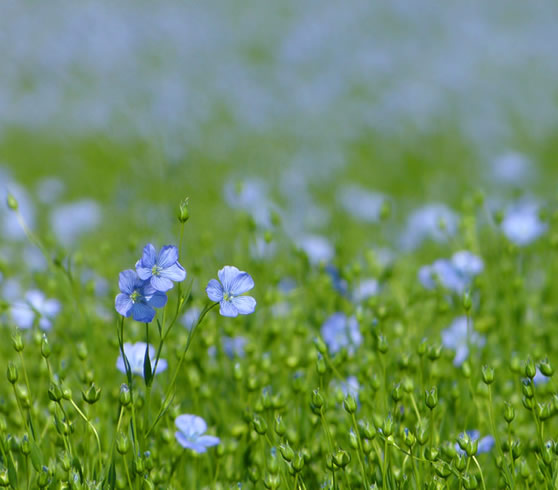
130;290;141;303
151;265;161;276
223;291;233;302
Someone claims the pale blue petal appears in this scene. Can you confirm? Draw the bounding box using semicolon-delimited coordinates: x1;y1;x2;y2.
151;275;174;292
147;291;167;309
38;317;53;330
154;359;168;374
158;245;179;269
116;356;126;374
197;435;220;448
478;436;495;454
11;304;34;329
140;244;157;268
231;296;256;315
219;300;238;317
218;266;240;292
118;270;138;294
42;299;61;317
229;272;254;295
174;433;207;453
160;262;186;282
136;266;153;280
206;279;223;302
175;414;207;438
131;303;155;323
115;294;133;317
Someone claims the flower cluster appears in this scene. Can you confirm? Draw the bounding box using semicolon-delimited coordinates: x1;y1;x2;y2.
115;244;186;323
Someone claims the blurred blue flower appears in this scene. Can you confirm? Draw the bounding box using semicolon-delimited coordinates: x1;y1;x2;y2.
181;306;201;331
338;376;360;401
115;270;167;323
321;313;362;355
11;289;61;330
116;342;167;378
296;234;334;265
353;278;380;302
136;243;186;292
206;266;256;318
456;430;495;455
175;414;220;453
442;316;485;366
223;336;247;358
419;251;483;294
401;203;458;250
501;202;547;246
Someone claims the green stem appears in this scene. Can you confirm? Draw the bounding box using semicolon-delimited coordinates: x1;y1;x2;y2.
350;413;370;488
146;302;217;438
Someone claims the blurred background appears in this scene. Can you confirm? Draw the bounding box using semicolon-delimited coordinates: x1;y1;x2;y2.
1;0;558;264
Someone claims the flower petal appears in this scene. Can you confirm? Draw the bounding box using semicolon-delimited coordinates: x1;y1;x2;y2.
150;275;174;292
11;304;35;329
175;414;207;438
229;272;254;295
140;243;157;268
115;294;133;317
136;266;153;281
158;245;179;269
118;270;138;294
218;266;240;292
231;295;256;315
131;303;155;323
219;300;238;318
154;359;168;374
116;356;126;374
206;279;224;302
160;262;186;282
196;435;220;448
147;291;168;309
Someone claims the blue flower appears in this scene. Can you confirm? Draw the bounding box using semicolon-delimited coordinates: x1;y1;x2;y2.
441;316;485;366
136;243;186;292
206;266;256;318
321;313;362;355
115;270;167;323
419;251;483;294
11;289;61;330
116;342;167;378
175;414;220;453
501;202;547;246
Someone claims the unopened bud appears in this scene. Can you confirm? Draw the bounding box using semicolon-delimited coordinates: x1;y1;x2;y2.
41;335;51;359
482;365;494;385
177;198;190;223
119;384;131;406
81;383;101;404
7;361;18;384
332;449;351;469
343;394;357;414
252;415;267;435
12;332;24;352
425;387;438;410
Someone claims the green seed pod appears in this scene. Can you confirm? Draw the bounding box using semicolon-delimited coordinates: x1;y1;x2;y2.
377;335;388;354
539;359;554;377
177;198;190;223
343;394;357;414
316;356;327;375
12;332;24;352
21;434;31;456
504;402;515;423
76;342;88;361
119;384;131;406
6;361;18;384
481;365;494;385
463;292;472;311
525;358;536;379
292;451;305;472
116;433;129;455
521;396;533;412
311;389;324;410
454;453;467;472
16;385;30;409
48;382;63;402
349;430;358;450
392;383;403;403
382;414;393;437
134;456;144;475
425;387;438;410
362;438;373;455
279;444;294;462
462;361;472;378
274;415;286;437
403;428;416;448
427;344;442;361
233;363;243;381
359;420;375;440
434;461;451;479
333;449;351;469
81;383;102;404
252;415;268;435
40;335;51;359
263;474;280;490
37;466;50;489
463;473;478;489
